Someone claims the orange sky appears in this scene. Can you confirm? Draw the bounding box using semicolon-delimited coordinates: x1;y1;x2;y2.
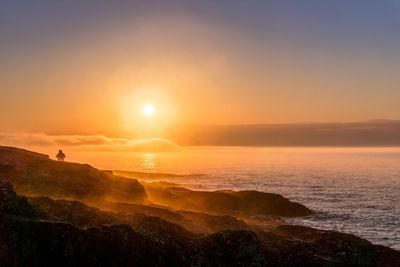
1;1;400;138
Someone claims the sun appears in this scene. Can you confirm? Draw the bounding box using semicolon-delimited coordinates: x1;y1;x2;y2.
142;104;155;116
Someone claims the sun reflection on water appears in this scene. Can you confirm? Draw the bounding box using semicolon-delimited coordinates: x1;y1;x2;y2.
140;153;157;172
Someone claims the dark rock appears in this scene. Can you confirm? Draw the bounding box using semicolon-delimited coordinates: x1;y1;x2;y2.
104;201;251;234
27;196;195;240
0;179;36;217
265;225;400;267
103;201;194;230
27;196;117;227
179;210;250;234
1;217;265;267
68;224;179;267
0;178;16;209
199;230;267;266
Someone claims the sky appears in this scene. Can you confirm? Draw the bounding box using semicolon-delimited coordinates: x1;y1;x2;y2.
1;0;400;138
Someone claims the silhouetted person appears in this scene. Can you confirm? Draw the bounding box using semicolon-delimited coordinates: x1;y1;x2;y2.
56;149;66;161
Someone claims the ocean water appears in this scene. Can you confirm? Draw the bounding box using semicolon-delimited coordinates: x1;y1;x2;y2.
69;146;400;250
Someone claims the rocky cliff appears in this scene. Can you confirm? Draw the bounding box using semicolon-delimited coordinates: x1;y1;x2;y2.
0;146;399;266
0;179;399;266
0;146;312;218
0;146;147;203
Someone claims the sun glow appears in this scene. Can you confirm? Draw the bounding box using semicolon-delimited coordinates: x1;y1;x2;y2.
143;104;155;116
119;88;177;136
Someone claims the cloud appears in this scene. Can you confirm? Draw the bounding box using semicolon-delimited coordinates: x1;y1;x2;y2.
0;132;180;152
167;120;400;146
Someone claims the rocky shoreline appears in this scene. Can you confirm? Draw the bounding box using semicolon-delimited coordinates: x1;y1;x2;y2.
0;146;399;266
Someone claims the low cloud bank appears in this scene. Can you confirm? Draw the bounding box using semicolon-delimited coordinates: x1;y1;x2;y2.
167;120;400;146
2;120;400;151
0;132;181;152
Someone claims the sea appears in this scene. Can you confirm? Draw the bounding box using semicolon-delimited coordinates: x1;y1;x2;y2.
68;146;400;250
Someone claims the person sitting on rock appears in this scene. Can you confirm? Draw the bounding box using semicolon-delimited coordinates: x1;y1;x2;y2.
56;149;66;161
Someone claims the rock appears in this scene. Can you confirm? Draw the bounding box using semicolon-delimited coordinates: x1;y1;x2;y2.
1;217;262;267
144;182;313;217
0;146;311;218
102;202;193;230
1;147;399;266
27;196;195;240
179;210;250;234
27;196;117;227
0;178;35;217
0;183;399;266
104;201;252;234
0;146;147;204
199;230;267;266
262;225;400;267
0;178;16;210
68;224;170;266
